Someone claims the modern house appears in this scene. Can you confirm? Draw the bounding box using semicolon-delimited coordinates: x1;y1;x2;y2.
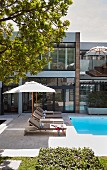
0;32;107;115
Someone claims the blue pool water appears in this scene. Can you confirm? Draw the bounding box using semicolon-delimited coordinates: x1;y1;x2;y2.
70;117;107;135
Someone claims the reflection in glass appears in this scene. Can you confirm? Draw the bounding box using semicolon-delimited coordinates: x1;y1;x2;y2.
50;47;75;70
22;92;44;113
67;48;75;70
65;89;74;111
58;78;74;86
44;93;54;111
54;89;63;112
22;77;75;112
3;86;18;113
22;92;32;112
47;78;57;86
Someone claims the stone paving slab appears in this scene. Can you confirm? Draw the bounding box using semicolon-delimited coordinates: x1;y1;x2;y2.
0;149;39;157
0;160;22;170
0;129;49;149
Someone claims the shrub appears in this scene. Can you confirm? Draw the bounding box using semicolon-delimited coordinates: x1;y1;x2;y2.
87;91;107;108
35;147;104;170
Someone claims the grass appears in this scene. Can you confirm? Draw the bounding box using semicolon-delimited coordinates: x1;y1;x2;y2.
0;156;107;170
99;157;107;169
0;157;38;170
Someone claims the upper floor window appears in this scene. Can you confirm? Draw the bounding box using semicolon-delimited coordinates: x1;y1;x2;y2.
41;43;76;70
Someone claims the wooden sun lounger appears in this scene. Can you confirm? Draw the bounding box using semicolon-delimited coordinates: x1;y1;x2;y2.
37;107;62;115
30;114;64;127
40;118;64;124
33;112;64;124
35;109;62;118
24;117;66;136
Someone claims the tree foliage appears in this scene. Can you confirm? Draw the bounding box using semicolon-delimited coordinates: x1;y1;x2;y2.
0;0;73;84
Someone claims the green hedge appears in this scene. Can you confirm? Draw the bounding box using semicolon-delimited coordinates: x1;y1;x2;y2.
35;147;104;170
87;91;107;108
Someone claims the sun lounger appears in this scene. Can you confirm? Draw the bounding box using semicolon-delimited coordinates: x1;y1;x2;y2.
32;113;64;124
37;107;62;115
24;117;66;136
31;113;64;126
35;109;62;118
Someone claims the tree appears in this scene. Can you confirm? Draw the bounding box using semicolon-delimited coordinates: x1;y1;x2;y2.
0;0;73;84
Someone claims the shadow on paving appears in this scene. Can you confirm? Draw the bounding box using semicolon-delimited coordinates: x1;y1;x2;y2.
0;149;5;156
0;114;49;149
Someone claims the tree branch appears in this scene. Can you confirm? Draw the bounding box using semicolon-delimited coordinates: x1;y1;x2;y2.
3;0;18;8
0;7;37;22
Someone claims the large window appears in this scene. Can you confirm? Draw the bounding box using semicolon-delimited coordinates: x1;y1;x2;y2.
22;77;75;112
50;48;65;70
65;89;74;112
3;85;18;113
38;43;75;70
50;47;75;70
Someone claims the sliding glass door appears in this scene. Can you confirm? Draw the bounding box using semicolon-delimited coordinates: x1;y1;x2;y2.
64;88;74;112
41;87;74;113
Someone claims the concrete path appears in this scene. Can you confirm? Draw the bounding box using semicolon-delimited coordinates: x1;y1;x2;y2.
0;149;39;157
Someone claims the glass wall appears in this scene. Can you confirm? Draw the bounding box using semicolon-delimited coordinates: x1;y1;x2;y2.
50;47;75;70
65;89;74;111
80;51;107;73
3;85;18;113
54;89;63;112
39;43;75;70
22;77;75;113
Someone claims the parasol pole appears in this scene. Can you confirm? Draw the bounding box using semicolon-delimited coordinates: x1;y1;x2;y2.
32;92;34;117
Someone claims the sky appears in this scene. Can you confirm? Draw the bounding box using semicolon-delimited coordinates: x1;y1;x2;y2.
65;0;107;42
7;0;107;42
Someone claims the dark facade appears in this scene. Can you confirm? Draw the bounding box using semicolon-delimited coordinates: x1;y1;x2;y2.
0;32;80;114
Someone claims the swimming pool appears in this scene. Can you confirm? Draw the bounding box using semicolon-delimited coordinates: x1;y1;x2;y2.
70;116;107;135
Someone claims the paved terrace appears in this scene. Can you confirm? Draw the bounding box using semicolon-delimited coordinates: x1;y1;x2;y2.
0;112;107;157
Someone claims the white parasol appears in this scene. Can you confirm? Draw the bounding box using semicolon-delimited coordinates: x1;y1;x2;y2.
3;81;55;116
